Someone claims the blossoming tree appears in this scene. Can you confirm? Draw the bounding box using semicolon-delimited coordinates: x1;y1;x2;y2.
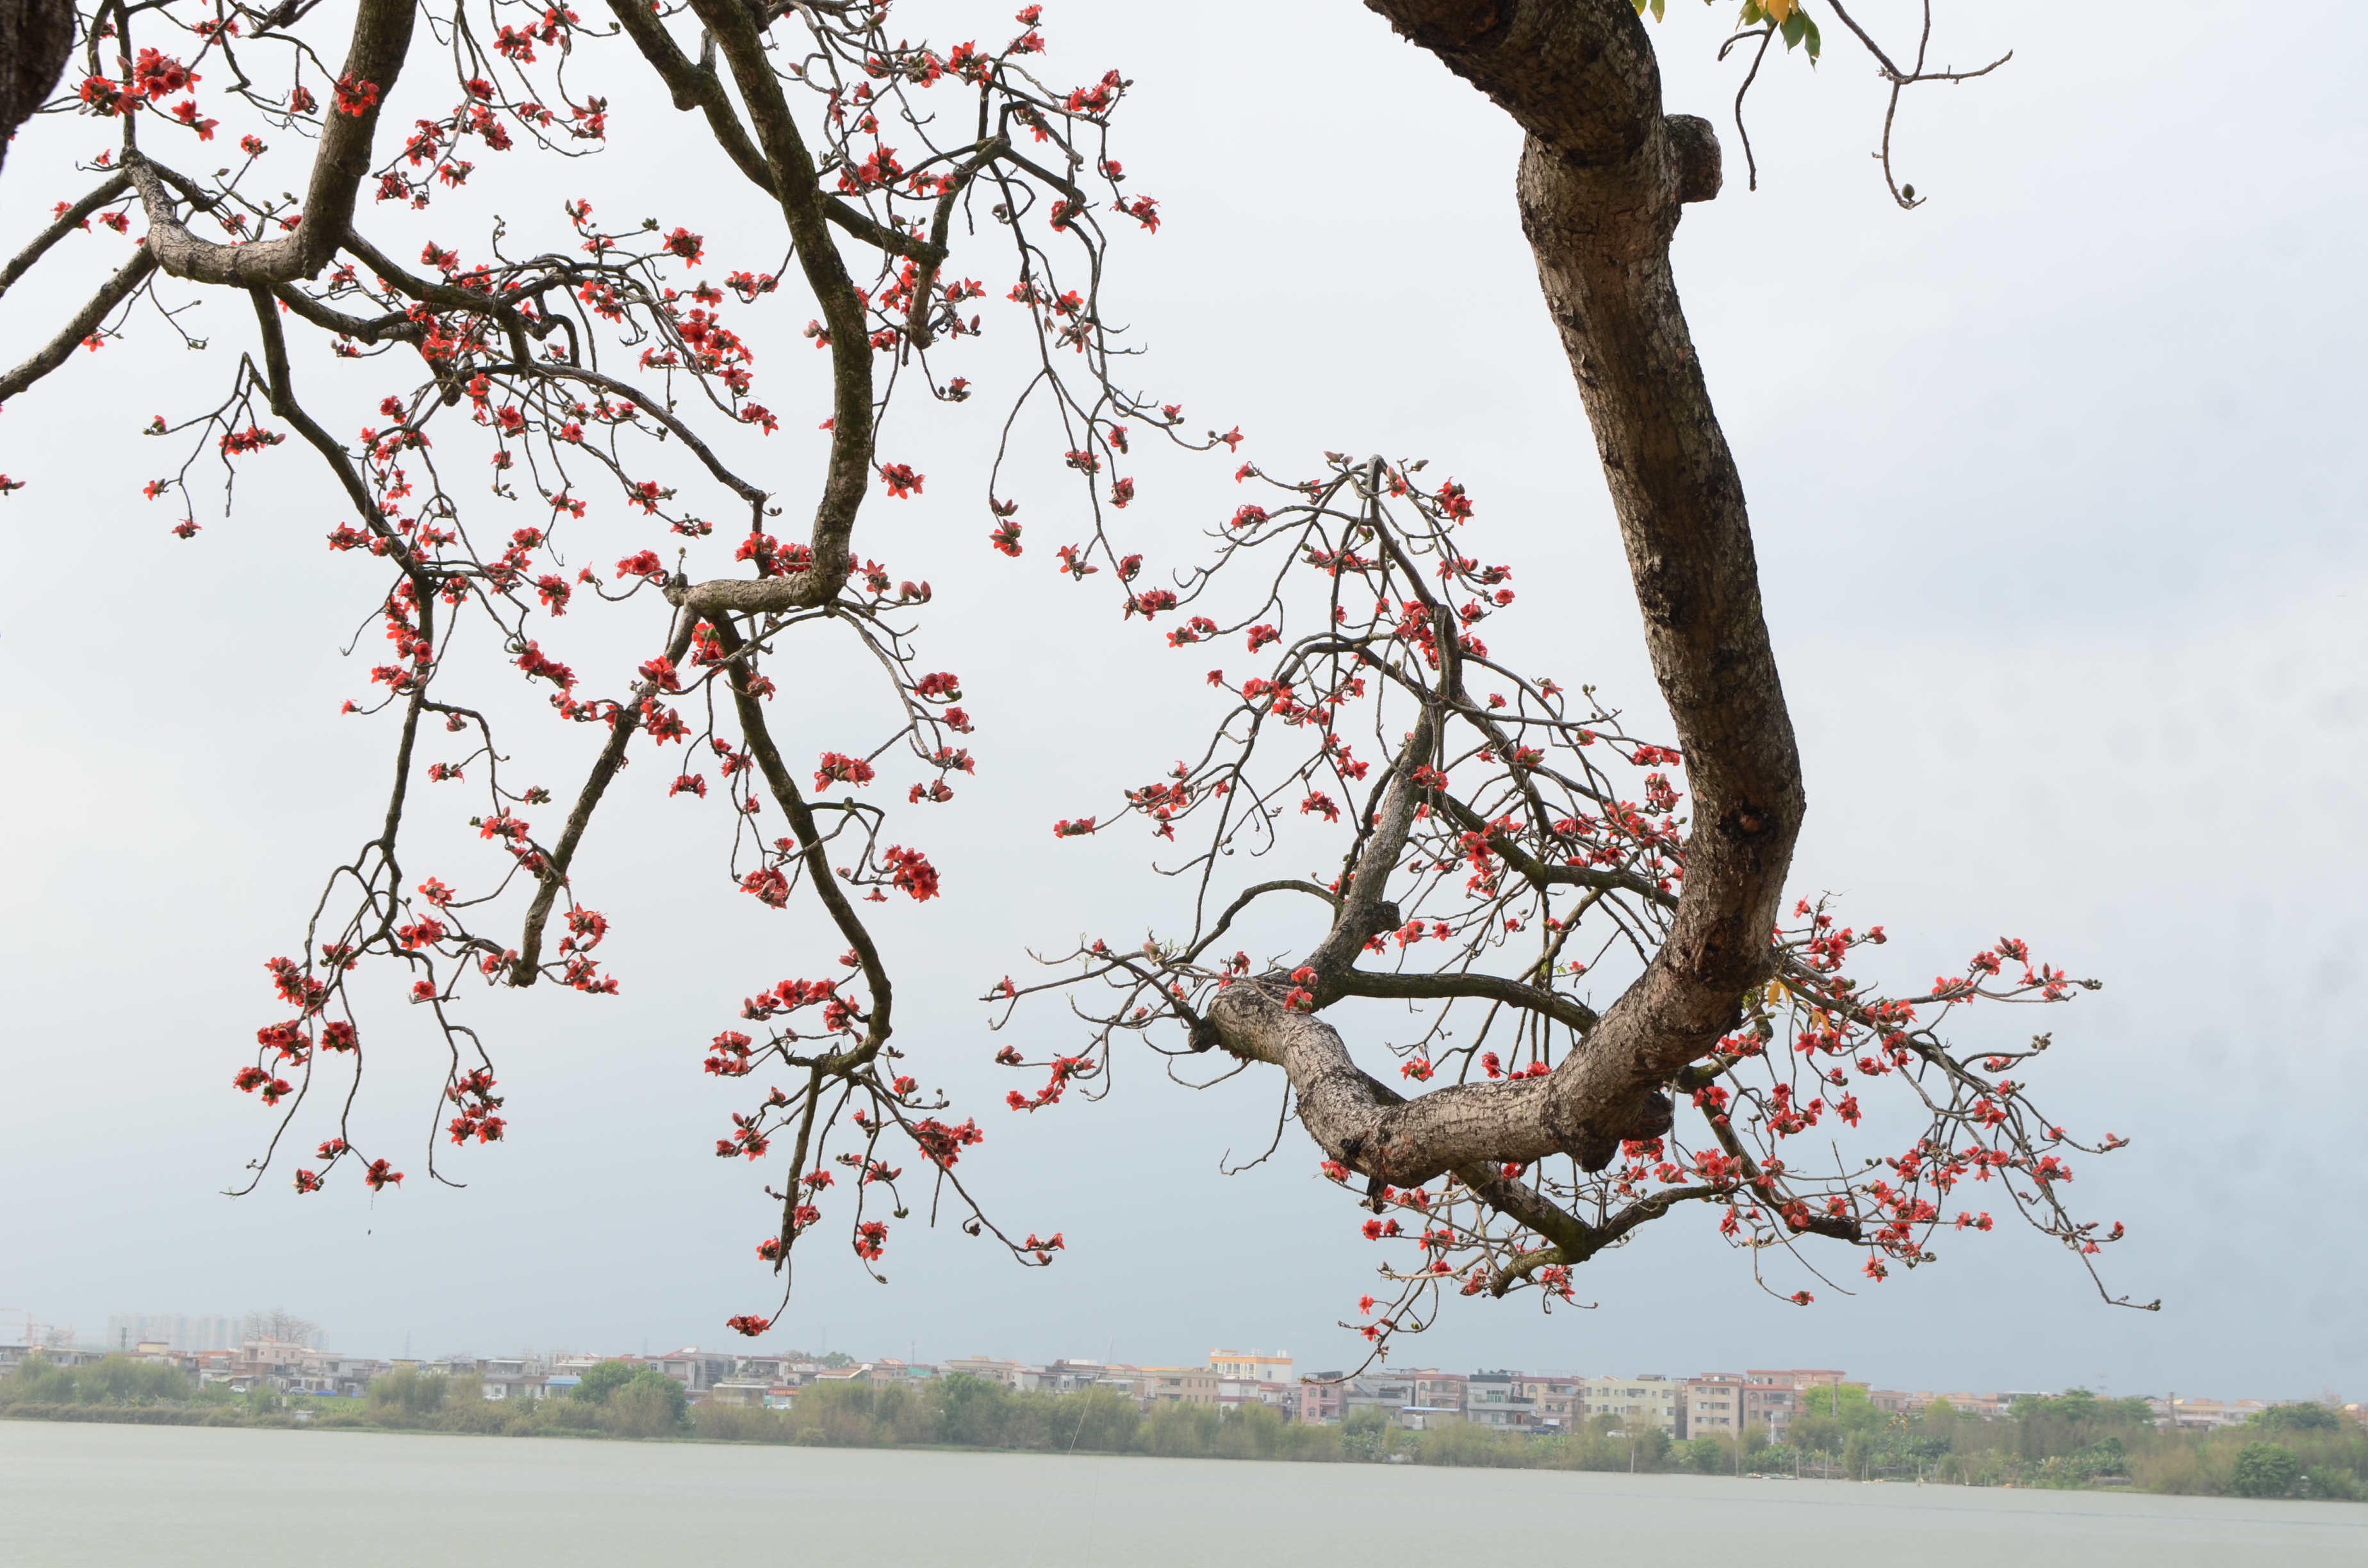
0;0;2146;1348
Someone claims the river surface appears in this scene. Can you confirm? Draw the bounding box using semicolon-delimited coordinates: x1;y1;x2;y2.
4;1421;2363;1565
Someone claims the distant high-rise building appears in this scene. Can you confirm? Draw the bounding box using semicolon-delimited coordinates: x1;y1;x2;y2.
104;1314;240;1353
103;1311;324;1353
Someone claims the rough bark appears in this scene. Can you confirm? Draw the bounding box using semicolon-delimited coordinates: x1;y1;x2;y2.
1517;108;1798;1168
1204;0;1804;1183
122;0;416;282
0;0;73;178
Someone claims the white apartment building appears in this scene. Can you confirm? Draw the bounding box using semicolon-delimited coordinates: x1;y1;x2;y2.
1583;1375;1681;1434
1682;1374;1744;1438
1210;1349;1294;1383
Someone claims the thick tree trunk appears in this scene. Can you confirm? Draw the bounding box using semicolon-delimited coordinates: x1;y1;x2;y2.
1515;120;1802;1166
1381;0;1805;1164
0;0;74;177
1203;1;1804;1186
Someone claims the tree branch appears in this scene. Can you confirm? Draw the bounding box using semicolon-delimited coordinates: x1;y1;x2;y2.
1366;0;1807;1171
1333;968;1598;1035
0;247;154;400
709;615;894;1057
599;0;775;197
1208;977;1575;1186
123;0;416;282
245;283;431;596
1430;788;1677;907
0;170;130;298
1182;878;1340;969
510;618;698;983
689;0;875;591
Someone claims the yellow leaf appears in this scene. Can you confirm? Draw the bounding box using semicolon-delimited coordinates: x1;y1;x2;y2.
1763;0;1795;23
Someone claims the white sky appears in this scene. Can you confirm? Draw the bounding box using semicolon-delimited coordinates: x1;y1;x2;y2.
1;1;2362;1398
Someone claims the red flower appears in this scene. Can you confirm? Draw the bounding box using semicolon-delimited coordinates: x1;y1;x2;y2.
881;845;939;901
133;49;197;100
814;751;876;790
739;868;790;908
912;1116;984;1168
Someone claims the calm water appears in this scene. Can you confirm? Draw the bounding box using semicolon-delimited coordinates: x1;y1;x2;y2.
5;1421;2364;1565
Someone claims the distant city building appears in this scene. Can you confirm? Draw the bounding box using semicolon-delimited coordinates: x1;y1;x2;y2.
1038;1359;1115;1396
1313;1368;1470;1428
1466;1371;1538;1432
864;1358;937;1387
1682;1373;1745;1438
2161;1397;2269;1430
1738;1369;1845;1443
1334;1371;1413;1425
1583;1375;1680;1435
1213;1376;1297;1416
1297;1375;1347;1425
103;1314;254;1354
1140;1368;1220;1407
1511;1373;1581;1431
1209;1349;1293;1383
940;1357;1029;1388
1412;1371;1468;1416
648;1349;734;1392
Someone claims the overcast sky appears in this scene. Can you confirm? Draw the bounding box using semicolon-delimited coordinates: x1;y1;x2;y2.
1;1;2361;1399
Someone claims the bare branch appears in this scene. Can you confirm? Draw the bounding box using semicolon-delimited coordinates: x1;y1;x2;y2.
0;170;130;298
0;248;154;400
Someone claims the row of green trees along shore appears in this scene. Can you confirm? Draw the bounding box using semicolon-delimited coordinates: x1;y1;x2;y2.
4;1355;2358;1501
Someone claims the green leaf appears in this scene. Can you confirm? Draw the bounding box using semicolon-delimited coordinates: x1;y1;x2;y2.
1801;15;1821;58
1781;9;1807;49
1652;0;1666;18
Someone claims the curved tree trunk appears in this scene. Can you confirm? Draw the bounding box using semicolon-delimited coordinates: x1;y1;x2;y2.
1380;0;1805;1161
1203;1;1805;1188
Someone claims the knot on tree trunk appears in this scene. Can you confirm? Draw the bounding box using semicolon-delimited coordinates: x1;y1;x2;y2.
1666;113;1722;204
1549;1087;1675;1172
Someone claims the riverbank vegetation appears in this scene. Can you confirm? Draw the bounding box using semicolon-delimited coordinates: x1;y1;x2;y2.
4;1357;2358;1501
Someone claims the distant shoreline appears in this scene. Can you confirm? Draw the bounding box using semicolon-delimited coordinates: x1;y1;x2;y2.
0;1401;2347;1505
